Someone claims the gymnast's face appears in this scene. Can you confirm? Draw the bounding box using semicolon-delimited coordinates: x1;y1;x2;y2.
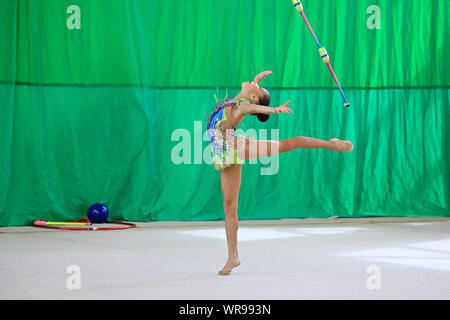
241;81;270;104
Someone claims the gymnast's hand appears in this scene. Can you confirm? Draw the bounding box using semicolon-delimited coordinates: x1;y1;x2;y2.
273;101;293;114
253;70;272;84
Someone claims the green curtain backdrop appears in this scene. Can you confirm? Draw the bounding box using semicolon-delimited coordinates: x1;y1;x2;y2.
0;0;448;226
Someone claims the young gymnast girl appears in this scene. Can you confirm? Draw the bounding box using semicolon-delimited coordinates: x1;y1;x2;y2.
206;70;353;275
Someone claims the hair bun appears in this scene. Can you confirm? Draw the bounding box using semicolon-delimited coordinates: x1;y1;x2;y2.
256;114;270;122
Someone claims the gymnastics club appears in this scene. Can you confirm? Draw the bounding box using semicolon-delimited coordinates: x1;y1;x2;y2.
34;220;90;227
292;0;350;107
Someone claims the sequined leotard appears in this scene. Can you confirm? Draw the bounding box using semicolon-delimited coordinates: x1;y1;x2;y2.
206;98;250;170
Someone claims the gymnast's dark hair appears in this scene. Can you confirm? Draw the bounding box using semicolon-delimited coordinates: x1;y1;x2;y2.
255;92;271;122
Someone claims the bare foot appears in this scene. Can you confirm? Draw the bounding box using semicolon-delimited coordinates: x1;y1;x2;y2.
218;258;241;275
329;138;353;152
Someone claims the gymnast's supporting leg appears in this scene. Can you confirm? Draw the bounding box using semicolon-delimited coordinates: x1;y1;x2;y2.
219;164;242;275
216;136;352;276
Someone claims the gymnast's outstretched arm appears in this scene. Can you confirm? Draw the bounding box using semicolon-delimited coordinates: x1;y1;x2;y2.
237;100;293;116
253;70;273;84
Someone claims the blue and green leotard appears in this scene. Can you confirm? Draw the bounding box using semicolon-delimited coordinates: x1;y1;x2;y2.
206;98;250;170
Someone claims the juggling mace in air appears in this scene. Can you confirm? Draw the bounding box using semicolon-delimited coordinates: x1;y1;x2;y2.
292;0;350;107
